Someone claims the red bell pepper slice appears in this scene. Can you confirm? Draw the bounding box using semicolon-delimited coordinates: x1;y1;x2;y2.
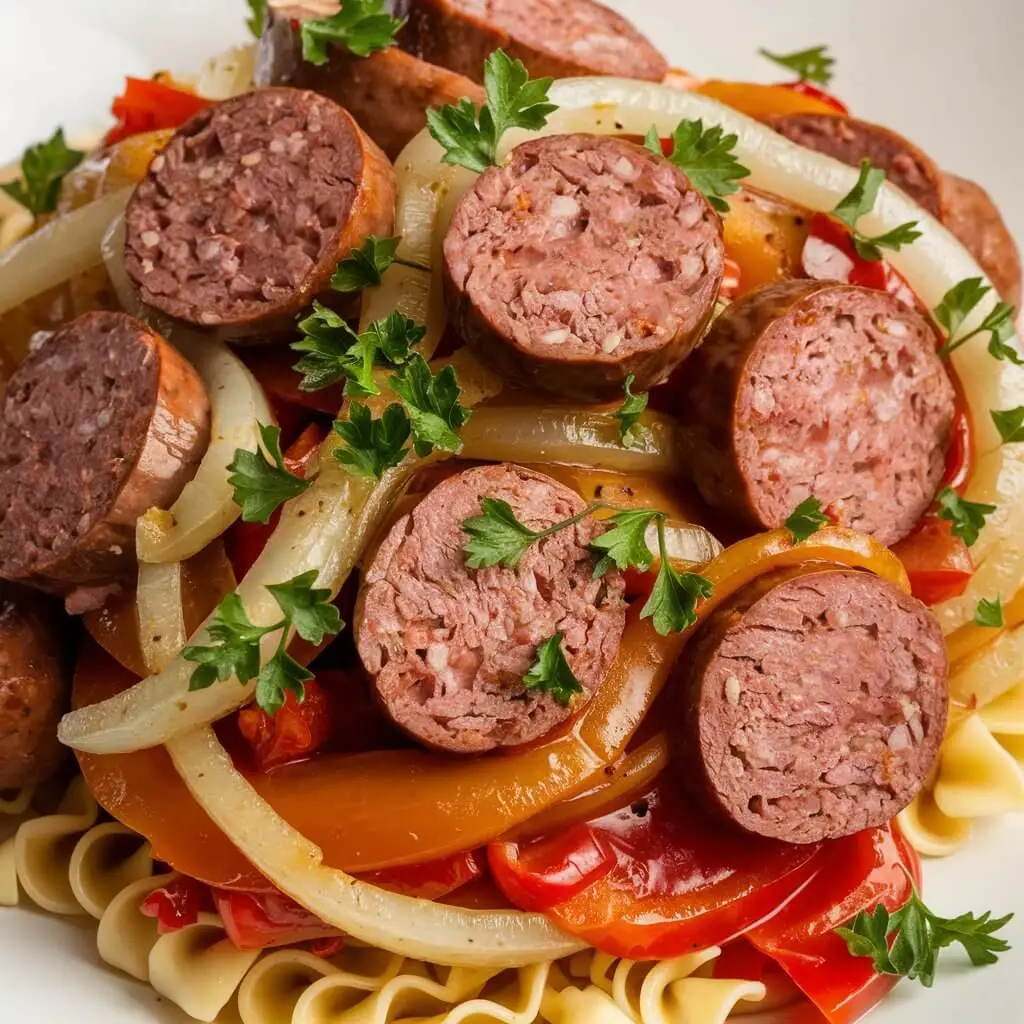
104;77;211;147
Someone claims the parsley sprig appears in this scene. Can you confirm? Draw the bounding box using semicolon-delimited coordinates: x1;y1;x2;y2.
333;402;411;478
523;633;584;706
300;0;404;63
228;423;311;524
292;305;424;397
331;236;400;292
758;45;835;86
245;0;267;38
613;373;649;449
831;160;922;262
1;128;85;216
183;571;342;715
427;50;557;173
936;486;996;547
837;869;1012;988
644;120;750;214
785;497;830;544
974;596;1005;628
934;278;1020;363
992;406;1024;443
462;501;713;636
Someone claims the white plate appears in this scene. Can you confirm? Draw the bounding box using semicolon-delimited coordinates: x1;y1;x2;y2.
1;0;1023;1021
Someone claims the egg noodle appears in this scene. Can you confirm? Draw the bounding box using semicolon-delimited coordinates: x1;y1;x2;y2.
1;25;1023;1024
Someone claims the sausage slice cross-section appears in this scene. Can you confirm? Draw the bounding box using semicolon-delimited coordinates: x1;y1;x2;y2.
679;567;948;844
444;134;725;400
0;312;211;609
356;463;627;754
400;0;668;83
679;280;955;547
0;587;69;790
124;87;396;343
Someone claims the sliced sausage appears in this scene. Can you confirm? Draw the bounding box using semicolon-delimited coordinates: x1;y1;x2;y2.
0;587;70;790
678;567;948;844
124;87;396;343
678;280;955;547
939;172;1022;309
444;133;725;400
400;0;668;83
0;312;211;610
257;15;484;161
356;463;627;754
766;113;944;219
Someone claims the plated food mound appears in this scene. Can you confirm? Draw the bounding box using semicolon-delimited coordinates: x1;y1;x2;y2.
0;2;1021;1023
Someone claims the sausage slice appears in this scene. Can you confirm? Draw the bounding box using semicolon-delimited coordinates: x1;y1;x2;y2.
257;15;484;161
679;280;955;547
356;463;627;754
401;0;668;83
444;134;725;400
766;113;944;218
124;87;396;343
678;567;948;844
0;312;211;609
940;172;1022;309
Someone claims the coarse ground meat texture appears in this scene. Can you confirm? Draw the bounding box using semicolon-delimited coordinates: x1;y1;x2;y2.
124;87;395;342
257;17;485;161
678;280;955;547
0;312;210;605
679;567;949;844
766;113;944;219
356;463;627;754
444;134;725;400
0;586;69;789
400;0;668;82
939;172;1022;309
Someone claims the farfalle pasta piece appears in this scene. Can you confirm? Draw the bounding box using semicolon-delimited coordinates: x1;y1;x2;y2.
899;790;974;857
149;910;262;1023
542;985;634;1024
97;871;173;982
933;713;1024;819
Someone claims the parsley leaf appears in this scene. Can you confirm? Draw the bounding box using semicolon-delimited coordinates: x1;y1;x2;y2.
332;401;411;479
389;356;470;457
300;0;403;63
758;45;835;86
331;236;401;292
227;423;311;524
426;49;556;173
245;0;267;38
836;870;1013;988
785;497;830;544
647;119;750;214
0;128;85;216
523;632;584;707
613;373;649;449
936;486;996;547
974;596;1005;628
641;515;714;636
935;278;1021;362
292;304;424;396
831;160;921;262
183;572;342;715
590;509;659;579
992;406;1024;444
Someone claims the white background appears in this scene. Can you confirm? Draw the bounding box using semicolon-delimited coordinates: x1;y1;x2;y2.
1;0;1023;1021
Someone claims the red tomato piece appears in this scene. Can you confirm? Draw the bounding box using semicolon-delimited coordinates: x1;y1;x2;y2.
892;516;975;606
239;347;346;417
364;850;486;901
747;824;920;1024
104;77;211;147
140;876;212;934
803;213;888;292
213;889;343;951
237;679;334;772
488;781;823;961
779;81;850;115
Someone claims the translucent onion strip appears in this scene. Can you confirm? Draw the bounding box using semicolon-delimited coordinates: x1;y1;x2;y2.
136;332;273;564
59;350;503;755
136;561;186;674
459;406;682;474
0;188;130;317
166;726;585;968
